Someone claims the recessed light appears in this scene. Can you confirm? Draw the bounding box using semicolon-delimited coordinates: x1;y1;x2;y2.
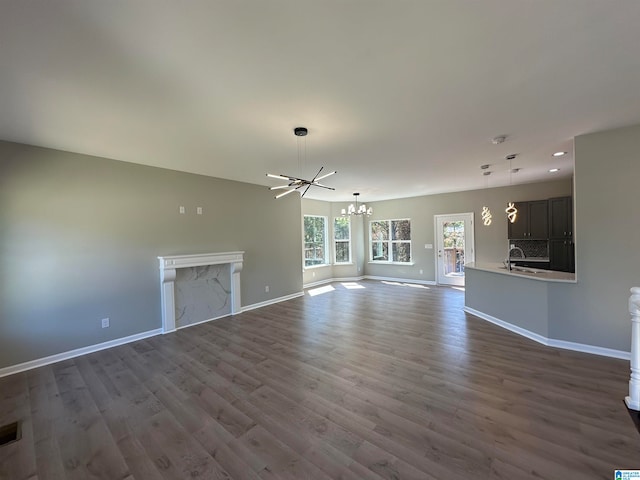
549;168;560;173
553;151;567;157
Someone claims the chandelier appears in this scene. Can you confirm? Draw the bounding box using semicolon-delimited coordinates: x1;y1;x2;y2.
342;192;372;216
266;127;336;199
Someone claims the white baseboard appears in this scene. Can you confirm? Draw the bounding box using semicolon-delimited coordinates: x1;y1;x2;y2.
241;291;304;312
0;328;163;378
464;306;630;360
0;291;305;378
304;276;364;289
304;275;437;289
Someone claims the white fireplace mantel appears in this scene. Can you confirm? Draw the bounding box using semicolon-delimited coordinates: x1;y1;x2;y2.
158;251;244;333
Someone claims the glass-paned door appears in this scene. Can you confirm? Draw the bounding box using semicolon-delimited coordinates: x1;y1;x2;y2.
435;213;475;286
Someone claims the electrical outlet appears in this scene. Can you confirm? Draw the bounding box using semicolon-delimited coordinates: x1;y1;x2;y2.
196;207;203;215
179;206;185;214
419;269;423;274
265;285;269;293
101;318;110;328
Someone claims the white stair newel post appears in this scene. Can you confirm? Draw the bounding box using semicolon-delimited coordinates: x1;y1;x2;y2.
626;286;640;411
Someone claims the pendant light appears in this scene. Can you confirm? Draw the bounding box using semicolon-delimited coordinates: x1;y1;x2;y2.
266;127;336;198
480;166;492;226
505;154;518;223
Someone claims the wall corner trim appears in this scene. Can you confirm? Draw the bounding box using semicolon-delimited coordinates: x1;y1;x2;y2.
0;328;163;379
463;306;630;360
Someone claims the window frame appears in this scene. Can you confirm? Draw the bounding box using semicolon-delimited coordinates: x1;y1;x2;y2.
333;216;352;265
303;215;329;268
369;218;413;264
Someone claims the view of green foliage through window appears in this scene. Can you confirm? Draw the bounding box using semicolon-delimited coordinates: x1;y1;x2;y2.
370;219;411;262
304;215;327;266
334;217;351;263
442;220;465;275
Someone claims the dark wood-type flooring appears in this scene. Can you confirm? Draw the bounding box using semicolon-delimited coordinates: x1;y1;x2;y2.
1;280;638;479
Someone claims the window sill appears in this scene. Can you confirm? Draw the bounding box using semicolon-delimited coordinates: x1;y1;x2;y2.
368;261;415;266
333;262;354;266
304;263;331;270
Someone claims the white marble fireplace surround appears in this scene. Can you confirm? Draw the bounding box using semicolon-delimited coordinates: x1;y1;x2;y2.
158;252;244;333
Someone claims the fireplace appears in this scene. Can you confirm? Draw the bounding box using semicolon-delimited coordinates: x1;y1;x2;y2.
158;252;244;333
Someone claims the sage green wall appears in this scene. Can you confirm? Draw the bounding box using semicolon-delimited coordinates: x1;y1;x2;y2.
362;180;572;281
0;141;303;369
548;123;640;351
466;268;549;337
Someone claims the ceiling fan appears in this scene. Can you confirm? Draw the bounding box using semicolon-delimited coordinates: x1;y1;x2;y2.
266;127;336;199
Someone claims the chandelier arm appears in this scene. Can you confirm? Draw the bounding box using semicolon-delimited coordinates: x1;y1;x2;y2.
309;166;324;182
311;183;335;190
314;170;337;182
266;173;292;181
300;183;312;198
274;188;297;199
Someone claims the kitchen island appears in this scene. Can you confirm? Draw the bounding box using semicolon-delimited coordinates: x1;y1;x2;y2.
467;262;575;283
464;262;576;347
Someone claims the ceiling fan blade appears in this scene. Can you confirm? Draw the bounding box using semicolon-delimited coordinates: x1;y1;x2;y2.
270;185;293;190
314;170;336;182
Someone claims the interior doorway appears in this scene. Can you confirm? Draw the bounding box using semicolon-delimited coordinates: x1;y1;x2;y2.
435;213;475;286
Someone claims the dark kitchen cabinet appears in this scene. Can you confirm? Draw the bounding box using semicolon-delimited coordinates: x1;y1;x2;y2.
549;196;572;239
508;200;548;239
549;239;575;272
549;196;574;272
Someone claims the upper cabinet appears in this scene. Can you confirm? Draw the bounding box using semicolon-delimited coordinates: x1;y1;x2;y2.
508;200;549;239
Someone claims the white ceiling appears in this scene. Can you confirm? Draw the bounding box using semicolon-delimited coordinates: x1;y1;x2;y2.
2;1;640;201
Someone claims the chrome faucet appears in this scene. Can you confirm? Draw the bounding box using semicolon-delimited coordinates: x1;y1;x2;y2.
505;246;525;271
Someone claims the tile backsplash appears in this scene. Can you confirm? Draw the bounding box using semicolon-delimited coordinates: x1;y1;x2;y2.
510;240;548;258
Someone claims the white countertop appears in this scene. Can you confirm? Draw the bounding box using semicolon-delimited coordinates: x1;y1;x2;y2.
466;262;576;283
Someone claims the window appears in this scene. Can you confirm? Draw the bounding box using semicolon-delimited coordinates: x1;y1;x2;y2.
370;219;411;263
333;217;351;264
304;215;328;267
